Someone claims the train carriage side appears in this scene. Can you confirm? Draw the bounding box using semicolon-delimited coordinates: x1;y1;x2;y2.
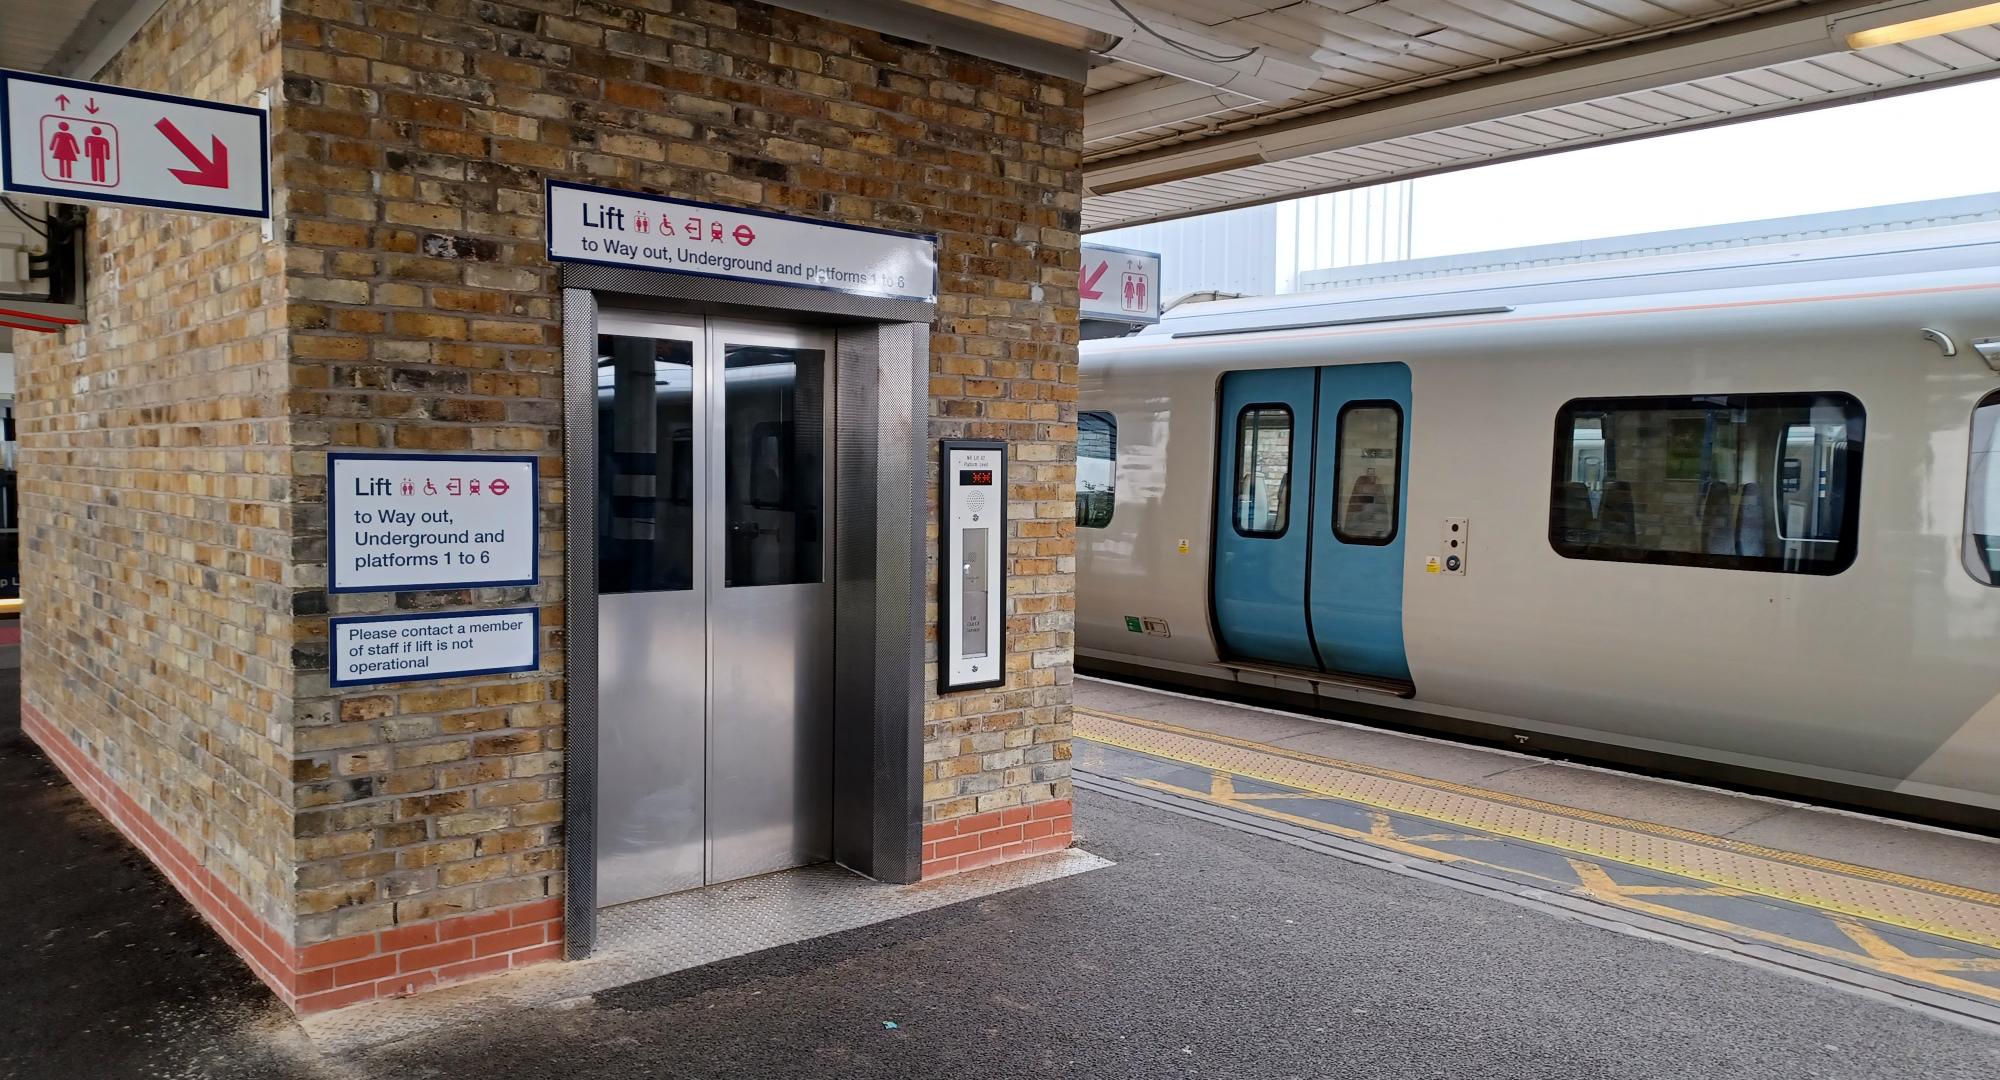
1077;252;2000;825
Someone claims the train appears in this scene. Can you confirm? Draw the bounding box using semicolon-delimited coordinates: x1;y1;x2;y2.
1075;221;2000;830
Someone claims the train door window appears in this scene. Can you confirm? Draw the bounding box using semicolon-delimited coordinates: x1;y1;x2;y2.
1332;402;1401;544
1232;404;1292;537
1963;390;2000;585
1077;410;1116;529
1549;393;1863;575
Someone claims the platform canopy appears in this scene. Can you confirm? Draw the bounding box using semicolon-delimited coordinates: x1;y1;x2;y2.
12;1;2000;236
902;0;2000;231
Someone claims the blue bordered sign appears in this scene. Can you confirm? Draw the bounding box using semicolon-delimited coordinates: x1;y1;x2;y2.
328;452;539;594
0;69;271;220
546;179;937;303
329;607;540;687
1078;242;1161;325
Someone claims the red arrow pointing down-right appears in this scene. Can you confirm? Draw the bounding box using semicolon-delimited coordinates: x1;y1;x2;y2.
154;118;230;188
1079;260;1109;300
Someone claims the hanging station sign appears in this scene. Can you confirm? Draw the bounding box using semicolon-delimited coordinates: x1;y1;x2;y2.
328;452;540;593
1079;242;1161;325
545;179;937;302
0;69;270;219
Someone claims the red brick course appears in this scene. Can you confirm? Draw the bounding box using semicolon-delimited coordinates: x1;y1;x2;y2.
24;702;561;1014
920;797;1072;879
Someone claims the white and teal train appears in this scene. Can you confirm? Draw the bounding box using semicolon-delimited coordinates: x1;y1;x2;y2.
1077;222;2000;829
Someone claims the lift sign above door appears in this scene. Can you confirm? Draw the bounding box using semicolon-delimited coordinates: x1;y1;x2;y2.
546;179;937;302
941;440;1006;692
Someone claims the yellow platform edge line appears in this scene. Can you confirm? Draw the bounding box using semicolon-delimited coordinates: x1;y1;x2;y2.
1076;709;2000;939
1075;705;2000;909
1079;718;2000;949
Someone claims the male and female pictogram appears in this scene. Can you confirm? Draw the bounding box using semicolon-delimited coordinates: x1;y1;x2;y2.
42;117;119;187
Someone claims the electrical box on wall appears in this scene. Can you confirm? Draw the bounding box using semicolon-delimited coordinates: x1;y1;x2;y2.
940;439;1006;692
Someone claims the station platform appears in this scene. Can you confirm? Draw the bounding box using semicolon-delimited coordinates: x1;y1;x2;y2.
9;670;2000;1077
1073;677;2000;1024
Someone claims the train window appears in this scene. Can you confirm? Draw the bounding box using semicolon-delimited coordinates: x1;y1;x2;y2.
1232;404;1292;538
1964;391;2000;585
1077;410;1116;529
1549;393;1864;575
1333;402;1401;545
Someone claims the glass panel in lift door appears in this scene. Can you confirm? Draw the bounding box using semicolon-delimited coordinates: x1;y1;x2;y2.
596;333;695;594
720;342;827;587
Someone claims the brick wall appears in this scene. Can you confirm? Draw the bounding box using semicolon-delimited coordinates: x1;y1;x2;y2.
16;0;297;936
23;0;1080;1014
280;0;1081;968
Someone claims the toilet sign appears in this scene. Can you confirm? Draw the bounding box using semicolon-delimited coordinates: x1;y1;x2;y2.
0;69;270;219
329;453;539;593
1079;242;1161;325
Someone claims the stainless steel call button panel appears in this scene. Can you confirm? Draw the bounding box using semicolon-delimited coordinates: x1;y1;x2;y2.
940;439;1006;692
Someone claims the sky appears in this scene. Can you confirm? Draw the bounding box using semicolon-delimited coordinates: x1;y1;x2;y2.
1405;76;2000;259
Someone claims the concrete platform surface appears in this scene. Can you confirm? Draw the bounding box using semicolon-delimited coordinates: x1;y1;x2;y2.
6;666;2000;1077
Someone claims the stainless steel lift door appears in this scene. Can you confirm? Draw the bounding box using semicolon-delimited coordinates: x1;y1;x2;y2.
593;311;834;908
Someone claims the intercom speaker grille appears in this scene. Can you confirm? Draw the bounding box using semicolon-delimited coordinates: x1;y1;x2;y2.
965;490;987;515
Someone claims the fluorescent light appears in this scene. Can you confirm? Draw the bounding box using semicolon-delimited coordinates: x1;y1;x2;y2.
903;0;1119;52
1845;1;2000;48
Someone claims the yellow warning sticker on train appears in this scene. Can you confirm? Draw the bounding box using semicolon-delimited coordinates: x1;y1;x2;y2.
1425;556;1441;574
1177;539;1190;555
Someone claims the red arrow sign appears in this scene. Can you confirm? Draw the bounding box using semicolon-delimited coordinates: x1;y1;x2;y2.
85;99;99;114
154;117;229;188
1080;259;1108;300
54;94;69;110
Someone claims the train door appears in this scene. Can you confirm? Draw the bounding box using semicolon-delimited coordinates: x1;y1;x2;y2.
1308;363;1411;680
1211;363;1412;684
1212;368;1318;668
593;311;834;908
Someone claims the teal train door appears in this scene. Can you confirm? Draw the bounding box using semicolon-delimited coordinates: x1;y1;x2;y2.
1211;364;1411;682
1309;363;1411;680
1211;368;1317;668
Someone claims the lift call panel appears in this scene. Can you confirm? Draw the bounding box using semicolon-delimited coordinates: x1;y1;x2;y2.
941;439;1006;692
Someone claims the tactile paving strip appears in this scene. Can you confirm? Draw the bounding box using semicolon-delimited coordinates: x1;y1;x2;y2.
301;849;1110;1054
1077;707;2000;948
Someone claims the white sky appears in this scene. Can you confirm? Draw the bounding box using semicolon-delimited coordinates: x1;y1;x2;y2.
1408;76;2000;259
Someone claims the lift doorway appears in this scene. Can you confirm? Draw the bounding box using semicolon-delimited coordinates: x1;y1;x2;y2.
560;268;930;958
591;311;834;907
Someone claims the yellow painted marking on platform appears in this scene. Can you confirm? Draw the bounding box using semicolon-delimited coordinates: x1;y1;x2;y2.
1130;765;2000;1000
1210;771;1234;798
1078;707;2000;950
1566;863;2000;1004
1122;753;2000;1001
1079;706;2000;908
1127;776;1468;864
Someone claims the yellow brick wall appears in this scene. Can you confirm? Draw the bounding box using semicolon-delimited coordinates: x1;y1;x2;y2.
280;0;1081;942
16;0;297;933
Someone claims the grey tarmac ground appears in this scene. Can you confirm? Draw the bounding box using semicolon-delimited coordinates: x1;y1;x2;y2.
6;669;2000;1079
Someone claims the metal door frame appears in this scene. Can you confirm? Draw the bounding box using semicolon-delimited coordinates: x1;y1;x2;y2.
560;267;931;959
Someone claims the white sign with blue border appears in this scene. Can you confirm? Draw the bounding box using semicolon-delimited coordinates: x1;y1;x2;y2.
329;452;539;593
546;179;937;302
0;68;271;220
329;607;540;687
